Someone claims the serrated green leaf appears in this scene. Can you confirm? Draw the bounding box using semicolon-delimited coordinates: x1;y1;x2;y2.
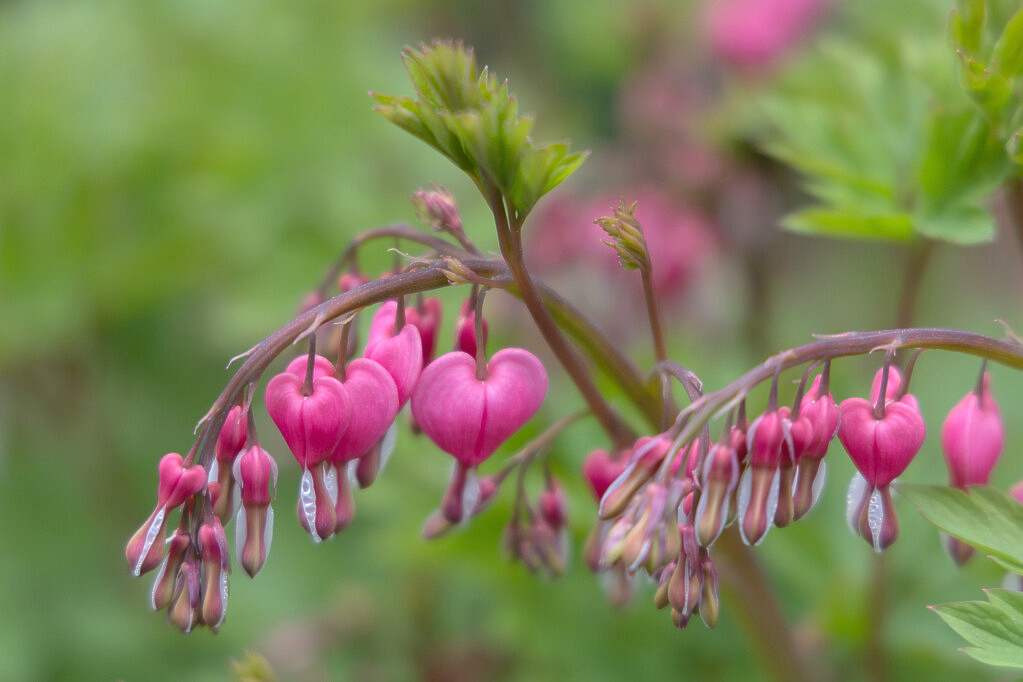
933;594;1023;669
993;7;1023;77
900;484;1023;568
958;52;1012;114
781;209;914;241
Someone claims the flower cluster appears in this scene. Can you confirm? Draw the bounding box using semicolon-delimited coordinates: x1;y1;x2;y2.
585;358;1006;628
126;282;547;632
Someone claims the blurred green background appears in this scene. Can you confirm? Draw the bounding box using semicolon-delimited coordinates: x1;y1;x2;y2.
3;0;1023;680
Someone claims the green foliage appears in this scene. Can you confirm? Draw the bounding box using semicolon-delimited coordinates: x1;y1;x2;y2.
902;484;1023;669
900;484;1023;568
760;1;1010;245
932;591;1023;669
372;40;588;222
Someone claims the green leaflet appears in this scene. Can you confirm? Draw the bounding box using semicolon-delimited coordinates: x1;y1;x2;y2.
372;40;587;221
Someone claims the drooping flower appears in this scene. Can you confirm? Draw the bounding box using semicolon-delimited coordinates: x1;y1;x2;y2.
364;300;424;406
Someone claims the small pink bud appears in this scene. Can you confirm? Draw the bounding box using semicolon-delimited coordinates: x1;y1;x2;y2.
695;442;740;547
233;445;277;577
599;435;673;519
668;525;702;616
774;406;811;528
539;479;569;530
199;517;230;632
412;186;463;234
941;373;1003;489
157;453;207;510
411;349;547;468
215;406;248;464
793;375;840;520
838;395;925;488
151;528;191;611
339;272;368;292
364;301;424;406
704;0;826;68
266;370;351;469
454;299;488;358
582;449;627;502
736;409;785;545
405;296;443;362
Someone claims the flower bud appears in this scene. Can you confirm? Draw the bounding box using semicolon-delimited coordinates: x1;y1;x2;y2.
698;554;719;629
151;527;191;611
695;442;739;547
412;186;463;235
233;445;277;577
941;373;1003;489
737;409;784;545
539;479;568;531
126;507;169;577
157;453;207;511
582;449;627;502
213;406;248;522
775;406;812;528
599;435;672;520
199;517;230;632
793;375;840;520
454;299;488;358
405;296;443;362
168;554;202;633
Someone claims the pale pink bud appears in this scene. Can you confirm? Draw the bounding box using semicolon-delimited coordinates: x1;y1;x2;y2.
405;296;443;362
539;479;568;530
215;406;248;464
737;409;785;545
126;507;169;577
364;301;424;406
695;442;740;547
199;517;230;632
411;186;463;234
775;406;811;528
599;435;673;519
168;555;202;633
704;0;826;68
151;528;191;611
454;299;487;358
233;445;277;577
411;349;547;468
941;373;1003;489
793;375;840;520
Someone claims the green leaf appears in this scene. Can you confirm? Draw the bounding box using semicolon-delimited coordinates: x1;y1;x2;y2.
948;0;987;54
957;52;1012;115
932;591;1023;669
781;208;914;241
900;484;1023;568
914;204;995;243
372;40;587;221
989;555;1023;576
993;7;1023;77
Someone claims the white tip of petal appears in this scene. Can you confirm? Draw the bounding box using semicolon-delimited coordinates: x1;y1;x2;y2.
379;421;398;474
736;468;753;544
846;472;869;535
299;469;321;544
134;506;166;577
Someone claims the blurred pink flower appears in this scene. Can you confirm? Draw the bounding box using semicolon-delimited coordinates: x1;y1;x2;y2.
703;0;826;68
528;188;716;300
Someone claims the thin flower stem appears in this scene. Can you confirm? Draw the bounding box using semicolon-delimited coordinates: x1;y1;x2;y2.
894;239;935;329
641;267;667;363
490;191;636;448
669;327;1023;449
192;259;654;470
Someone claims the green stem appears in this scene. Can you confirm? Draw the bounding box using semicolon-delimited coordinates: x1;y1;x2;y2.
489;192;636;448
641;267;667;363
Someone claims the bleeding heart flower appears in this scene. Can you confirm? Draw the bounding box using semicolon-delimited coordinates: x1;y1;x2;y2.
838;396;925;488
329;359;400;463
941;372;1003;489
365;300;424;406
265;371;351;468
411;349;547;467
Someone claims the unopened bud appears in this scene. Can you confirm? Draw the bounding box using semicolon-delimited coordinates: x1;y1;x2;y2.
695;443;739;547
698;555;719;629
168;556;202;634
599;436;672;520
199;517;230;632
126;507;169;577
412;186;463;235
151;528;191;611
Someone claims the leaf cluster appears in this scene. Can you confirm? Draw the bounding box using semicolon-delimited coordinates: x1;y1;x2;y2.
760;0;1016;245
902;484;1023;669
372;40;587;222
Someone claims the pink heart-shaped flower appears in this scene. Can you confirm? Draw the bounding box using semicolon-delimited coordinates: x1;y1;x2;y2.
330;358;399;462
364;301;424;406
157;453;207;509
265;372;351;468
838;396;925;487
411;349;547;466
